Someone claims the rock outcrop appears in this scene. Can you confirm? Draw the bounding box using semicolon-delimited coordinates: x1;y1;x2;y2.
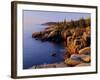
64;47;91;66
32;18;91;67
32;30;63;43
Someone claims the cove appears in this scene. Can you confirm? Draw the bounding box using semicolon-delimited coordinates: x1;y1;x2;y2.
23;24;64;69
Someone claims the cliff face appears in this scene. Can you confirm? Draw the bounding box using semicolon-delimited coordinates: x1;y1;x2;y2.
32;27;63;43
63;28;91;66
32;18;91;67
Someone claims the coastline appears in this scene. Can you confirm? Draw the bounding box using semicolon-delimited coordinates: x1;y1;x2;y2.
30;18;91;69
30;62;67;69
30;61;90;69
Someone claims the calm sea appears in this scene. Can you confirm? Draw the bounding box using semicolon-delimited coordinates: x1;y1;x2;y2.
23;24;64;69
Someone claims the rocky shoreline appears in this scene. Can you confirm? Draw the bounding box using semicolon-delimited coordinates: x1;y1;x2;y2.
32;18;91;68
30;47;90;69
31;62;67;69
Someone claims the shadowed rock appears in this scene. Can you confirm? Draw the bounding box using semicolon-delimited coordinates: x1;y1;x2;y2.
70;54;91;63
79;47;90;55
80;55;91;63
51;52;57;57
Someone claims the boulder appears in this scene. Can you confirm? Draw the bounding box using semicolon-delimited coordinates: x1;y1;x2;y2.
80;54;91;63
79;47;90;55
64;53;91;66
70;54;91;63
64;58;81;66
64;54;82;66
70;54;82;61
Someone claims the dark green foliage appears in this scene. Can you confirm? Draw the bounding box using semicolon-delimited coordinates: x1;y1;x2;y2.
32;18;91;43
54;18;90;30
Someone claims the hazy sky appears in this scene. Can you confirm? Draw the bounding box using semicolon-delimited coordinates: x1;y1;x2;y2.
23;10;90;26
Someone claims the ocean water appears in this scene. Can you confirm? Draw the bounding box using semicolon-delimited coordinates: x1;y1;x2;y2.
23;24;64;69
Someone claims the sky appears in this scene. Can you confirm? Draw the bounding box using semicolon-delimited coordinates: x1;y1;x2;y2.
23;10;90;27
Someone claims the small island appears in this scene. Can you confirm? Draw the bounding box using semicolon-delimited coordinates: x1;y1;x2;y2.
32;18;91;68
